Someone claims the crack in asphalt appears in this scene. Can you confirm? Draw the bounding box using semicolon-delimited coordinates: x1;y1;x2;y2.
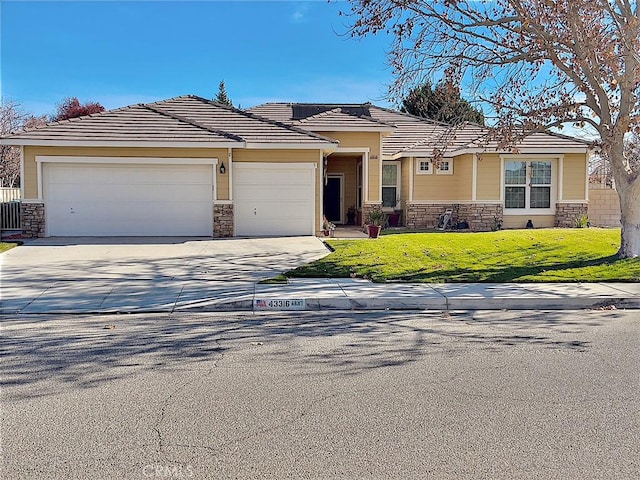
162;390;349;456
152;337;225;455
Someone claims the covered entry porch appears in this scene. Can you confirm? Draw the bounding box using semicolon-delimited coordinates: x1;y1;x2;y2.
322;152;362;226
323;151;404;228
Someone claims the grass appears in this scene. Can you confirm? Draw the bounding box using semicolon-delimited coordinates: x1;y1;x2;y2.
258;274;289;284
0;242;18;254
287;228;639;283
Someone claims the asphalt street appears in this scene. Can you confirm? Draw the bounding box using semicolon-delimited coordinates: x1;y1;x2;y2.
2;309;639;479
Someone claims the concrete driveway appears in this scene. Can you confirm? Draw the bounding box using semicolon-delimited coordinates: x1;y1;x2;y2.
0;237;329;314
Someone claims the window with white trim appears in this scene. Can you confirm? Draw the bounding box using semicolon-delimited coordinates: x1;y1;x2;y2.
436;159;453;175
416;158;433;174
504;160;553;212
382;162;401;208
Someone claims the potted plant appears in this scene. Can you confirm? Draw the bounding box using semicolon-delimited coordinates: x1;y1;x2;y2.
346;205;357;225
388;207;402;228
386;197;402;227
367;210;386;238
322;215;336;237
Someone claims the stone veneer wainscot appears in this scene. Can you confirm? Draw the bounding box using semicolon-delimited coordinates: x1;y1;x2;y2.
21;202;45;238
361;202;383;228
405;202;504;231
213;203;234;237
555;203;588;228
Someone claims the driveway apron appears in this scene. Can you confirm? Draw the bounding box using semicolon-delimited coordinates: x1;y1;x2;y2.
0;237;329;314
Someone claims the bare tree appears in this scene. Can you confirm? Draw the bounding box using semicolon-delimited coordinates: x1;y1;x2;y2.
345;0;640;257
51;97;105;122
0;100;47;187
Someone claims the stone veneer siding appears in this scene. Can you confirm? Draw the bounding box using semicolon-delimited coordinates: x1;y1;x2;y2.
213;203;234;237
555;202;588;228
361;202;383;228
21;202;45;237
405;203;504;231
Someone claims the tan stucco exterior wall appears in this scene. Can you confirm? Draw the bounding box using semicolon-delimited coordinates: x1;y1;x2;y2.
475;152;589;203
23;146;230;200
476;153;502;201
503;215;556;229
400;157;411;204
562;153;588;200
412;154;474;201
316;131;382;202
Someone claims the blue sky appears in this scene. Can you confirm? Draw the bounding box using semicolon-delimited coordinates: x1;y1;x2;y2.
1;0;395;117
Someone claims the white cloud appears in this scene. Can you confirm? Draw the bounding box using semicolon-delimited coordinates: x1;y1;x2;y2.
290;2;311;24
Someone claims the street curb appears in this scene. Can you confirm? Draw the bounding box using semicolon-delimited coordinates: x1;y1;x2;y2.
188;296;639;312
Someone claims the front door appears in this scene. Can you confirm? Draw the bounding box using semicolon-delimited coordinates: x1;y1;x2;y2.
323;176;342;224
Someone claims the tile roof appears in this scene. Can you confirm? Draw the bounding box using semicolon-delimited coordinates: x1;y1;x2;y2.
245;103;294;123
1;95;338;148
248;103;395;131
2;96;590;155
151;96;338;145
1;103;240;146
249;103;590;157
294;107;395;131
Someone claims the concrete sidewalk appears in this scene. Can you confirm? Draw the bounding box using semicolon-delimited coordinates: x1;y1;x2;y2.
2;277;638;314
243;279;640;312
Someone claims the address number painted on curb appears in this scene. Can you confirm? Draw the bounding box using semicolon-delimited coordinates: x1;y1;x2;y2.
254;299;306;310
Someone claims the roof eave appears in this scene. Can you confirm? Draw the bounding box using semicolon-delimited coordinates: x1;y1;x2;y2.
396;146;590;157
0;139;245;148
244;141;339;150
302;126;396;133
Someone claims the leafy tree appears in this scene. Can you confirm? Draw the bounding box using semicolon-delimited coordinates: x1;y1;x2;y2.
345;0;640;258
0;100;46;187
51;97;105;121
214;80;233;106
401;81;484;125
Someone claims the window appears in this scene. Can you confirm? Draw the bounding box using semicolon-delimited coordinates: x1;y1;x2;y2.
436;159;453;175
416;158;433;174
382;162;401;208
504;160;553;212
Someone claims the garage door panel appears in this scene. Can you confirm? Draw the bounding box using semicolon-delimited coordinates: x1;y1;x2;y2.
48;164;210;184
45;162;214;236
236;169;314;187
237;186;313;203
234;163;315;236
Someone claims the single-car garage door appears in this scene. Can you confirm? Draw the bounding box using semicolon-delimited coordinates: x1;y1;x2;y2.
44;161;214;236
234;162;315;236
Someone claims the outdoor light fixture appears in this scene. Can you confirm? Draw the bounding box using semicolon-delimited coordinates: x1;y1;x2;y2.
219;162;226;174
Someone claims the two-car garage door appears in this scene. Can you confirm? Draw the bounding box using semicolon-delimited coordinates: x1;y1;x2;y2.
42;160;316;237
44;161;214;236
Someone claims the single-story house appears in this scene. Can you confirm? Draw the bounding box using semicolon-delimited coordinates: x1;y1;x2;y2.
0;95;590;237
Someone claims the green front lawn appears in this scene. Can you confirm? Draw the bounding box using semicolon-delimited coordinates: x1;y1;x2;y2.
288;228;639;282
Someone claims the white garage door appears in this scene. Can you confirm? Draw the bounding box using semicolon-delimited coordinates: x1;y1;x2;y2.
44;162;214;236
234;163;316;236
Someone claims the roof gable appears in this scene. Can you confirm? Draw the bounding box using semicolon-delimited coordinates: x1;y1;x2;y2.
1;95;338;148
